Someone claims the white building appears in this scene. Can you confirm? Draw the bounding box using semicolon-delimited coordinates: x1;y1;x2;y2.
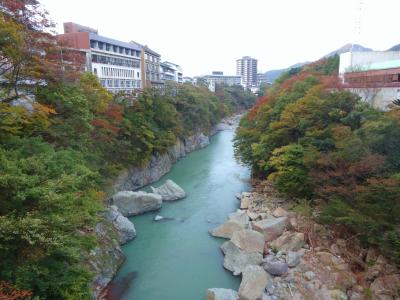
90;34;142;93
339;51;400;110
58;22;142;94
160;61;183;84
237;56;258;88
201;71;242;92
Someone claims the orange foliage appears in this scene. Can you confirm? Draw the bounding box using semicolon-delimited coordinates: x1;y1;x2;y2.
0;282;32;300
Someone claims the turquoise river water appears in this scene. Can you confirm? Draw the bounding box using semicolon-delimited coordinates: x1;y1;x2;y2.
113;129;251;300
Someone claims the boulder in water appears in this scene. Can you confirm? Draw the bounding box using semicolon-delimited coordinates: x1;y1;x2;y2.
112;191;162;216
205;288;238;300
151;179;186;201
105;205;136;245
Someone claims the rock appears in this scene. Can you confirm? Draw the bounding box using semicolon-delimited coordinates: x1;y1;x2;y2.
215;123;233;131
272;207;288;218
105;205;136;245
287;251;301;268
370;274;400;300
220;241;263;275
240;197;250;209
238;265;271;300
235;193;242;200
231;230;265;254
90;221;125;298
304;271;316;281
261;293;273;300
205;288;238;300
112;191;162;216
229;210;250;228
209;221;245;239
252;217;288;242
113;132;210;192
150;179;186;201
246;211;260;221
328;289;347;300
262;256;289;276
154;215;164;221
270;231;305;252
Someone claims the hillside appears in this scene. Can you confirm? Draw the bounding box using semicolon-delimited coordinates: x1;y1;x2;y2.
263;43;372;83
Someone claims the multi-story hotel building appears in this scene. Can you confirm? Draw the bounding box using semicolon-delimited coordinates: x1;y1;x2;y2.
58;22;142;94
237;56;258;88
200;71;242;92
160;61;183;84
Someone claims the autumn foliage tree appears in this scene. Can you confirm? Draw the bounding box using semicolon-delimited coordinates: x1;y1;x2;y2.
234;57;400;264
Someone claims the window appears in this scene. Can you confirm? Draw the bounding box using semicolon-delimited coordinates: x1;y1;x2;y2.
392;74;400;82
93;68;97;75
106;44;110;51
98;42;104;50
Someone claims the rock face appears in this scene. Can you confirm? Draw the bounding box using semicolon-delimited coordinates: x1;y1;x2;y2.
230;230;265;254
270;231;304;252
252;217;288;242
90;221;125;299
151;179;186;201
112;191;162;216
238;265;271;300
210;221;245;239
205;288;239;300
221;241;263;276
105;205;136;244
113;132;211;191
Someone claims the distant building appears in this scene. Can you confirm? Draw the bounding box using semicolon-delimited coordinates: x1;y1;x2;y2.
183;76;194;84
160;61;183;83
339;51;400;109
200;71;242;92
237;56;258;88
257;73;271;86
58;22;142;94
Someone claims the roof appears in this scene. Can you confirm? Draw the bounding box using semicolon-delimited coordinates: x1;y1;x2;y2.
89;33;142;51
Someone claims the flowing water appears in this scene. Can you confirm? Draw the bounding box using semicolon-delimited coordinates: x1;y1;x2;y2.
113;130;250;300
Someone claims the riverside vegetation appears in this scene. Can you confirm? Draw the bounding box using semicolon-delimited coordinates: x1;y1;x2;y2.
234;56;400;269
0;1;256;298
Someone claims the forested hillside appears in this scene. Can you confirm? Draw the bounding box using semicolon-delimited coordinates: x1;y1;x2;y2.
0;1;255;298
235;56;400;265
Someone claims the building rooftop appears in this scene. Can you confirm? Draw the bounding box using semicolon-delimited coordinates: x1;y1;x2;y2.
89;33;142;51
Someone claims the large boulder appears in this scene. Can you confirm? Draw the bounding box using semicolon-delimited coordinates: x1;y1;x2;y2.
262;255;289;276
270;231;304;252
231;230;265;254
252;217;288;242
238;265;271;300
205;288;239;300
112;191;162;216
151;179;186;201
105;205;136;244
370;274;400;300
210;221;245;239
221;241;263;276
229;210;250;228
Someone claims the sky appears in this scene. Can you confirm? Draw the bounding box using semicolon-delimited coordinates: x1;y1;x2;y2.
39;0;400;77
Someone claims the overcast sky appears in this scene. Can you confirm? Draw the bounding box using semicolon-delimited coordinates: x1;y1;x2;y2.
40;0;399;76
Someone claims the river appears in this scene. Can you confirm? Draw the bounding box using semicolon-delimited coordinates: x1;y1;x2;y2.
113;129;250;300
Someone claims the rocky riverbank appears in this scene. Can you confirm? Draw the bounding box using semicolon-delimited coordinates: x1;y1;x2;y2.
207;180;400;300
91;116;240;299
